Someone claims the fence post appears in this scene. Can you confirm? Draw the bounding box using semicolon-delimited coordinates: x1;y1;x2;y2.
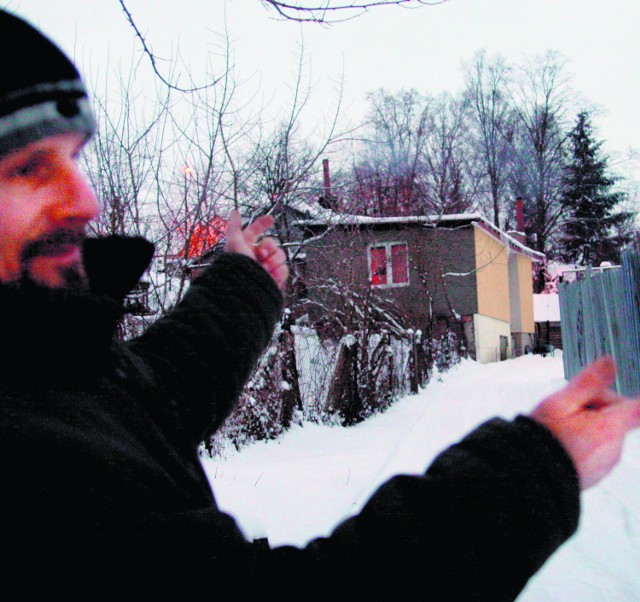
408;330;419;394
324;334;360;425
279;311;303;428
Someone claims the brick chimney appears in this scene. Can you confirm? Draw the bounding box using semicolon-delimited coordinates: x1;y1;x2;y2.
516;197;524;232
323;158;331;198
318;158;335;209
507;197;527;245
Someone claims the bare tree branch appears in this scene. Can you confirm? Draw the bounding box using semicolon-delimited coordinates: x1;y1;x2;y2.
118;0;221;92
118;1;446;91
260;0;447;23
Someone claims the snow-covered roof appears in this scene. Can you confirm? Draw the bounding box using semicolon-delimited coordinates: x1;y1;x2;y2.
545;260;575;278
534;293;561;322
289;199;337;221
295;212;545;261
297;212;481;227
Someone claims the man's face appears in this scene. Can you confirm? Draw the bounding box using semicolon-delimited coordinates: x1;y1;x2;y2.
0;132;99;289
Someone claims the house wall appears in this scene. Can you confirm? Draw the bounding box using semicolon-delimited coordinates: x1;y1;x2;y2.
473;313;512;363
302;225;368;324
516;253;535;333
412;226;478;320
303;222;537;367
302;224;478;332
508;252;536;356
474;226;511;323
508;253;522;331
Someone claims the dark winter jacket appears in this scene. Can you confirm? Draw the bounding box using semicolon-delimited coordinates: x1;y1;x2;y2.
0;237;580;599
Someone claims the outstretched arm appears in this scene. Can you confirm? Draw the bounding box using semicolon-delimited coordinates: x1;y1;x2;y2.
124;361;639;597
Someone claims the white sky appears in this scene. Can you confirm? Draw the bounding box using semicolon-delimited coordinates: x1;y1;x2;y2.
12;0;640;178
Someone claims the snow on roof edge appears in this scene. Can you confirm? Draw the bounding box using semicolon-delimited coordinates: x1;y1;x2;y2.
295;212;545;261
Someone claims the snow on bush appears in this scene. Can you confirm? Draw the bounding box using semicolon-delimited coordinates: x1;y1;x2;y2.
205;315;466;456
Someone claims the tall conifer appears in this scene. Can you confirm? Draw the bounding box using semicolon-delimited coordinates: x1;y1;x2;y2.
560;111;631;265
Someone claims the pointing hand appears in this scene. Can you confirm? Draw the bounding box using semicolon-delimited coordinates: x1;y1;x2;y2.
224;210;289;290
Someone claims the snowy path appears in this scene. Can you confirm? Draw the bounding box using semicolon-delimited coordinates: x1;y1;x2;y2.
202;354;640;601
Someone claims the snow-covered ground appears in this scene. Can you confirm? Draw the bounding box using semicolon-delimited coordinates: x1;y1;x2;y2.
202;353;640;601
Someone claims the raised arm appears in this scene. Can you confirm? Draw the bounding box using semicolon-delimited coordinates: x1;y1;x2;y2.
122;213;288;449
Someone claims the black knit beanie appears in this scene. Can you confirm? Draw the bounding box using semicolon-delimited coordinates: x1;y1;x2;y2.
0;10;95;158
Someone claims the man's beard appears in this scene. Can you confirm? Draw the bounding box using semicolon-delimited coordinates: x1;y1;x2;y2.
19;228;90;291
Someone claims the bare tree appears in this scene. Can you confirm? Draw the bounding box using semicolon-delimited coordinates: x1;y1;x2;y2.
150;33;261;309
83;30;257;329
347;89;431;216
238;43;346;302
420;92;477;214
84;60;171;241
464;51;515;229
81;59;177;337
507;52;572;257
347;89;478;217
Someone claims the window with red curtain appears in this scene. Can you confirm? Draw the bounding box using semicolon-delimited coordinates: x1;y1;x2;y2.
369;242;409;286
370;246;387;285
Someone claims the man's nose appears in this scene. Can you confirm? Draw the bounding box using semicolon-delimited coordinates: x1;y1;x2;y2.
48;163;100;226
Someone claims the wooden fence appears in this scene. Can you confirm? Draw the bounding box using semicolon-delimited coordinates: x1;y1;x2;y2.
558;249;640;396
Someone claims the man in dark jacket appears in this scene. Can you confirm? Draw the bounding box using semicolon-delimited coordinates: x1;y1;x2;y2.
1;8;639;599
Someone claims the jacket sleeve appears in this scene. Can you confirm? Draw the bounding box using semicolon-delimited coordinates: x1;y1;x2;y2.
313;415;580;600
136;416;580;600
122;252;283;447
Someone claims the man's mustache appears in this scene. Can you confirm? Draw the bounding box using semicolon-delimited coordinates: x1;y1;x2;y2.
21;229;86;260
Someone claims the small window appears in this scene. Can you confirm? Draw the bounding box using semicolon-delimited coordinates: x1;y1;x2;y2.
370;246;388;285
369;242;409;287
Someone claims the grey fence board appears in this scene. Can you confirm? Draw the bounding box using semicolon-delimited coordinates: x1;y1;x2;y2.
559;250;640;396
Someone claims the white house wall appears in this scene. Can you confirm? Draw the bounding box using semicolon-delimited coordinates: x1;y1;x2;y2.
473;313;512;364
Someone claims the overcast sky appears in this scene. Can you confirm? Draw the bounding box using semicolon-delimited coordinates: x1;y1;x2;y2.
13;0;640;181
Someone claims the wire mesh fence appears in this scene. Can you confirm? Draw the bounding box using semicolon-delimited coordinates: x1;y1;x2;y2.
558;249;640;396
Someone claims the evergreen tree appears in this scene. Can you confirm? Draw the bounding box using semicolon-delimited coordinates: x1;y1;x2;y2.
560;111;632;265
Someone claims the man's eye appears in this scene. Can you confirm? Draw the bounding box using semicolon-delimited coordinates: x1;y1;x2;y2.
14;158;42;176
12;156;51;180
